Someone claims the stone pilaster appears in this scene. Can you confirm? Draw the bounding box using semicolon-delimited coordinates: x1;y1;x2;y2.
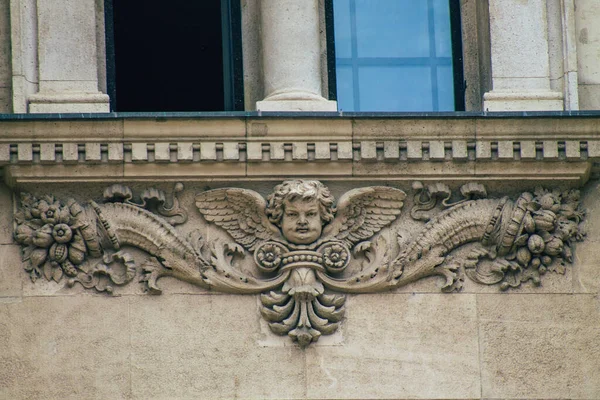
256;0;336;112
483;0;564;111
27;0;108;113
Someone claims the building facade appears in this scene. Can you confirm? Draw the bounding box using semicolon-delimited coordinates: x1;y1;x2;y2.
0;1;599;399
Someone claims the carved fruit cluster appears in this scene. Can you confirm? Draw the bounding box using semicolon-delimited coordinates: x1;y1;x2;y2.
14;194;101;282
506;188;584;287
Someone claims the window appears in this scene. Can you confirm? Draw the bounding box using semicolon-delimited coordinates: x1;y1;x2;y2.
105;0;243;112
329;0;464;112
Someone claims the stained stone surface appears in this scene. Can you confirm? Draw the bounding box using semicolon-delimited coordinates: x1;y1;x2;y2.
0;296;131;399
129;294;307;399
0;245;22;298
574;180;600;294
305;294;481;399
1;175;599;399
478;294;600;399
0;182;13;244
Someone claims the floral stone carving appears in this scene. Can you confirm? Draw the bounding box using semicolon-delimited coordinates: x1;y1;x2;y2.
14;180;586;347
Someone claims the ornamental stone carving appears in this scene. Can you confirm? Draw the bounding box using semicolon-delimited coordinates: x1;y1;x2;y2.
13;180;586;347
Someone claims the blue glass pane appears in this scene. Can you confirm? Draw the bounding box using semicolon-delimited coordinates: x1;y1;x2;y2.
336;65;355;111
436;65;454;111
333;0;457;111
355;0;429;58
333;0;352;58
433;0;453;57
358;66;432;111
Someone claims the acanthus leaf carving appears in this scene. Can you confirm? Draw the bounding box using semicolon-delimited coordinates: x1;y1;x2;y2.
13;180;587;347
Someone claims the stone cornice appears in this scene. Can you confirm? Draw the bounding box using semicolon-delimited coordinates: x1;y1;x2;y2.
1;113;599;186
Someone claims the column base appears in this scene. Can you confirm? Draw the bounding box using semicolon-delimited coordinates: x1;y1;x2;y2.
483;91;564;111
256;99;337;112
29;92;110;113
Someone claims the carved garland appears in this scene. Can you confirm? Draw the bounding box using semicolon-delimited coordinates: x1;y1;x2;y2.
13;180;585;347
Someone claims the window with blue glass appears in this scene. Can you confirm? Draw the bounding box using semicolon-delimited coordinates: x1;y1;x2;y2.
330;0;464;112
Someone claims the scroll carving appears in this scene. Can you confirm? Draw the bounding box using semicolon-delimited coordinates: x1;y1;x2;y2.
13;181;586;347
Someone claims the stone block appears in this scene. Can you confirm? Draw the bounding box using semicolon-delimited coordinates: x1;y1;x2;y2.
476;141;491;159
39;143;56;163
153;142;170;162
406;141;423;160
566;140;581;160
360;141;377;160
0;144;9;162
247;142;263;161
573;238;600;294
383;141;399;160
0;245;22;298
497;140;513;159
131;143;148;162
62;143;79;163
520;140;536;160
429;140;445;160
246;118;351;139
575;1;600;84
0;296;130;399
352;119;476;140
200;142;217;161
315;142;330;160
124;119;246;139
452;140;468;160
336;142;352;160
292;142;308;160
488;0;550;78
478;294;600;399
129;294;306;399
579;85;600;110
543;140;559;159
177;142;193;161
85;142;104;161
37;0;98;81
574;182;600;294
305;293;481;399
107;143;124;162
17;143;32;162
0;183;13;244
256;99;337;111
222;142;239;161
270;142;285;160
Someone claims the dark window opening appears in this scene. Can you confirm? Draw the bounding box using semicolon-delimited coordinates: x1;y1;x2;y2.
328;0;465;112
105;0;243;112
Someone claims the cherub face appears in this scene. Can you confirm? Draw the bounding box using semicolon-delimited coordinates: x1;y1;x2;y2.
281;199;322;245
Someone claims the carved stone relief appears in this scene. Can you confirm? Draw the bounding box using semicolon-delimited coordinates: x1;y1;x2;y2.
13;180;586;347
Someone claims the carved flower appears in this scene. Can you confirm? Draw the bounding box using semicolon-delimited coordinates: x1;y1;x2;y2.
36;199;70;225
322;244;349;272
14;199;88;282
257;244;283;270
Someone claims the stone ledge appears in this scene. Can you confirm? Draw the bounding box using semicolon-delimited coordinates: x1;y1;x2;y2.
0;115;599;185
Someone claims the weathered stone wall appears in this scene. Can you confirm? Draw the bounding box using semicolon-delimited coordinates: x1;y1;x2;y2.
576;0;600;110
0;0;12;113
1;176;599;400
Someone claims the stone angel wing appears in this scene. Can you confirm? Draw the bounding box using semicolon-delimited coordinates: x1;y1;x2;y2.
322;186;406;247
195;188;284;251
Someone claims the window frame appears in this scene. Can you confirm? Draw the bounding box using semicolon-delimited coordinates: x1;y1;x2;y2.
326;0;465;112
103;0;244;112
